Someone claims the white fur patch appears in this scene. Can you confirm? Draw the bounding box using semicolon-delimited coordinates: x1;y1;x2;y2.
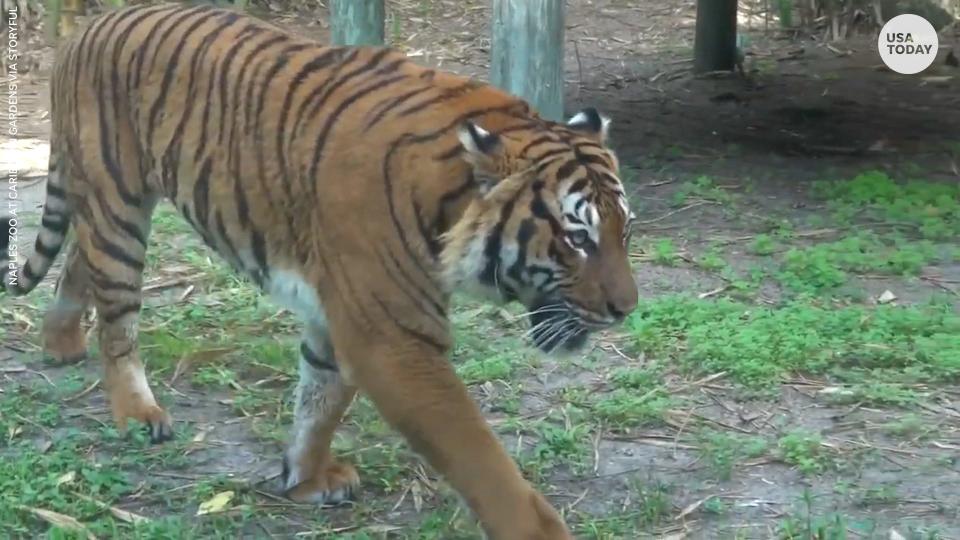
457;122;494;156
560;191;600;247
567;110;612;140
266;270;325;324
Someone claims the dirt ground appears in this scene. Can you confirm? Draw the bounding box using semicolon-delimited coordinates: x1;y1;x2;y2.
2;1;960;539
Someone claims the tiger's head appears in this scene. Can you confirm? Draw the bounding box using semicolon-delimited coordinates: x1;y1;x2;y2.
441;107;638;355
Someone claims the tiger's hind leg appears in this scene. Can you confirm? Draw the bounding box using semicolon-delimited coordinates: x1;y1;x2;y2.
39;152;92;365
282;322;360;504
73;193;172;443
41;242;92;365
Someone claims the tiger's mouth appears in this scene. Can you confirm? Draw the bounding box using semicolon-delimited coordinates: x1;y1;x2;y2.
526;298;591;354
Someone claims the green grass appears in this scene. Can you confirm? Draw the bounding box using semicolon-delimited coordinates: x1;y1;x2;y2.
812;170;960;240
777;233;946;294
625;293;959;393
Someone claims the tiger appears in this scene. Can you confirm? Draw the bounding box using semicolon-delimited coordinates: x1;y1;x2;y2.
0;4;639;538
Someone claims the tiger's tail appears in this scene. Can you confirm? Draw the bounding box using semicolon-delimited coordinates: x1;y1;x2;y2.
1;151;72;296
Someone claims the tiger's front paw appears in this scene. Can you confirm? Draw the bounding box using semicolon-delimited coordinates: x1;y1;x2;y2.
111;400;174;444
282;458;359;506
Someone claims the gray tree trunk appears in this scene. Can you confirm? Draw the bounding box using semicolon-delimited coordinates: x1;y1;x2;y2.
490;0;565;121
330;0;384;46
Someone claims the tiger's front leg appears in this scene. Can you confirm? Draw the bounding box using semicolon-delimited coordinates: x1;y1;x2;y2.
282;323;360;504
324;302;573;540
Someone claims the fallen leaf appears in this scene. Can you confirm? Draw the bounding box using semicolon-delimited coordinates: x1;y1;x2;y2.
878;290;897;304
17;506;96;539
71;492;151;524
411;480;424;513
675;495;712;521
56;471;76;487
196;490;234;516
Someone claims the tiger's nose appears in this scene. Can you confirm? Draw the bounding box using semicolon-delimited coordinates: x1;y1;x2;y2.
606;296;636;322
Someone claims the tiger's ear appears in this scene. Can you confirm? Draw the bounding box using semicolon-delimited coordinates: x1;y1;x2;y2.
566;107;611;143
457;121;503;193
457;121;501;161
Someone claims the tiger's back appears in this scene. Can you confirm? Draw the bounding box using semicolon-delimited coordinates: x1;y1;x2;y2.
50;3;525;293
6;4;643;538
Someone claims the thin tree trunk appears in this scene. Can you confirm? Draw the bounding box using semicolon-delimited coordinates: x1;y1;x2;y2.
490;0;565;121
693;0;738;73
330;0;384;46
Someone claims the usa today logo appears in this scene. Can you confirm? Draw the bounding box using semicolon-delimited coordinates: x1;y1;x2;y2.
878;14;939;74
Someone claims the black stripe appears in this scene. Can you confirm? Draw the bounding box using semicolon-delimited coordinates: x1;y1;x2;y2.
101;203;147;247
101;301;142;325
193;158;213;233
91;230;145;272
275;49;344;181
141;5;215;80
233;166;250;229
83;254;140;293
195;56;221;162
214;211;242;270
363;86;434;131
202;24;263;162
395;81;481;118
507;218;537;281
239;38;291;127
250;230;269;281
299;48;394;132
430;175;477;237
300;341;338;372
167;15;244;167
306;73;408;185
519;135;556;156
45;183;66;199
573;141;605;152
577;153;610;168
146;9;224;147
110;5;174;92
161;147;180;201
21;261;41;282
248;43;312;244
33;238;60;259
531;194;563;235
479;195;517;286
556;159;581;181
290;48;360;137
413;199;440;257
378;246;446;324
96;83;142;209
570;178;589;194
372;293;448;354
249;44;312;133
90;273;141;293
432;144;462;161
535;155;567;174
127;6;199;86
41;213;69;233
82;8;129;71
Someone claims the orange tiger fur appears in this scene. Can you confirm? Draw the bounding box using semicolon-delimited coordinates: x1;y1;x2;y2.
0;4;638;538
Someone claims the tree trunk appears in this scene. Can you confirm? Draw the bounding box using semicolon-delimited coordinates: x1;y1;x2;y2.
330;0;384;46
693;0;738;73
490;0;565;121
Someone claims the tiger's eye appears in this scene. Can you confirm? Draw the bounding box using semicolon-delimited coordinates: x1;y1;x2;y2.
567;230;590;247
